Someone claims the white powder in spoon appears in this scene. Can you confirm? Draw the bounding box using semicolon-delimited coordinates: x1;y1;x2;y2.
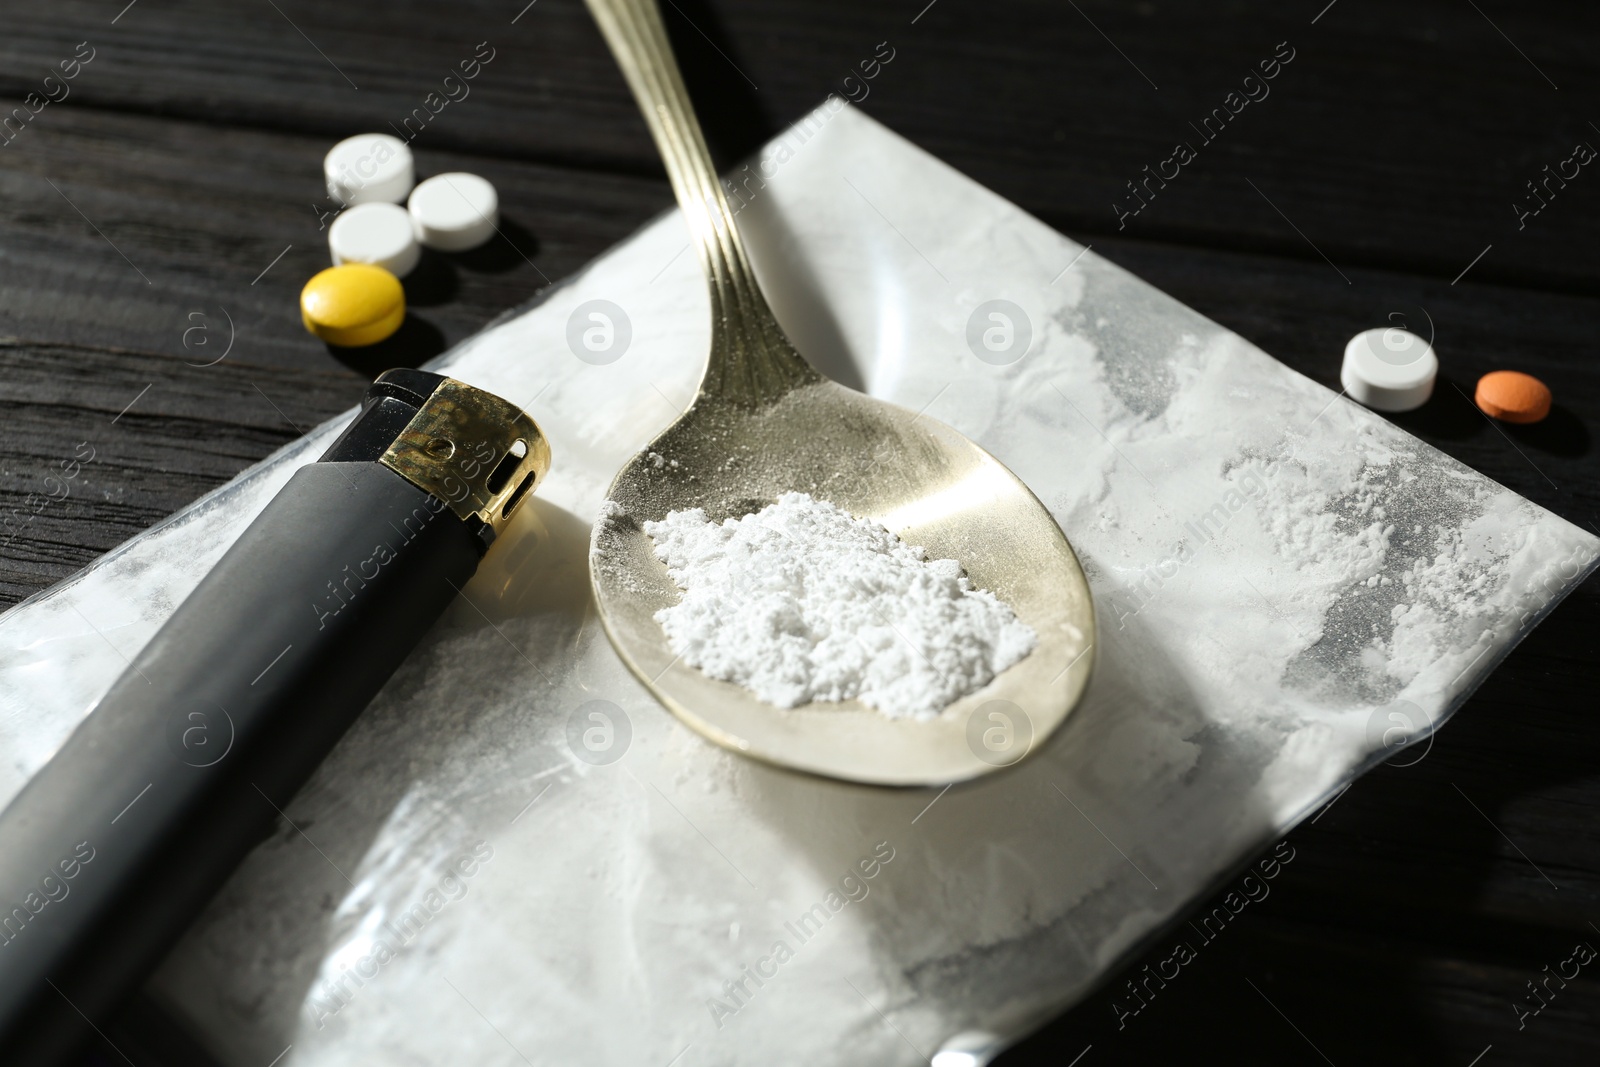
643;492;1037;719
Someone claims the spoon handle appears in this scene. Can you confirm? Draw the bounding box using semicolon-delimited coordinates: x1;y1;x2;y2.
584;0;816;403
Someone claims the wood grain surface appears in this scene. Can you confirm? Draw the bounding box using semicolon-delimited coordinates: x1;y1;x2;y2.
0;1;1595;1065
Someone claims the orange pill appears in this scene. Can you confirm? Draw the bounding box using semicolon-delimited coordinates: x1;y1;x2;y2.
1474;370;1551;424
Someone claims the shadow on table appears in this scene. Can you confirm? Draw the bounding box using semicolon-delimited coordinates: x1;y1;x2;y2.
323;315;447;377
1390;374;1591;460
320;217;545;378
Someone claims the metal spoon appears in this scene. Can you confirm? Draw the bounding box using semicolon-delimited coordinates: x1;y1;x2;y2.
584;0;1094;785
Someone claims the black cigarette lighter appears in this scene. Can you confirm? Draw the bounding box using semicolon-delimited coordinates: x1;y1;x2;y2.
0;369;549;1065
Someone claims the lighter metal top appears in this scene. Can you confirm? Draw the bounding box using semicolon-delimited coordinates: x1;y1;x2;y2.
380;377;551;540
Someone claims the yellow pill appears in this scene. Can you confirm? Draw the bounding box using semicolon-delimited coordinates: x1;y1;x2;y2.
300;264;405;347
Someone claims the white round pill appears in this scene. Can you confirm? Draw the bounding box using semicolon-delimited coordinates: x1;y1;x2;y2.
325;133;414;206
328;202;420;277
408;172;499;252
1341;327;1437;413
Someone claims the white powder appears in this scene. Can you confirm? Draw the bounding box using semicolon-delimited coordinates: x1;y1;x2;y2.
642;492;1037;719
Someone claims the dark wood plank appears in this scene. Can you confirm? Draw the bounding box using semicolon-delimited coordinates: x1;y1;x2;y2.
0;105;670;603
2;1;1597;290
0;339;352;603
0;102;668;366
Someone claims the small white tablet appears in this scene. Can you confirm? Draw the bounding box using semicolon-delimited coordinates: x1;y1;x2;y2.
324;133;414;206
1341;327;1437;413
408;173;499;252
328;202;420;278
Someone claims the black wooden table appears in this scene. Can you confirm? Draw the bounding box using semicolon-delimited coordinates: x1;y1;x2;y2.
2;2;1596;1065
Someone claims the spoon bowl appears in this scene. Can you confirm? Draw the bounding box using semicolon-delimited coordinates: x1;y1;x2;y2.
592;381;1093;785
585;0;1094;785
